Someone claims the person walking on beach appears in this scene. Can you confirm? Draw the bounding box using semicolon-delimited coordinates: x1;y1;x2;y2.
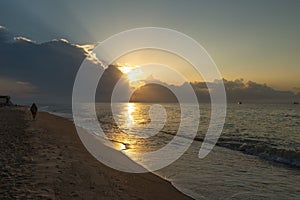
30;103;38;120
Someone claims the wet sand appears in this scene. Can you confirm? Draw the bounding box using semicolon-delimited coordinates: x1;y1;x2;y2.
0;106;192;199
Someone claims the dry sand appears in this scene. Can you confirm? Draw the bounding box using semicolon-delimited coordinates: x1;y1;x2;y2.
0;106;192;199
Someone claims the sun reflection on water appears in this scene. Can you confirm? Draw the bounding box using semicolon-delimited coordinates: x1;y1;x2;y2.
107;103;175;155
113;142;127;151
126;103;135;127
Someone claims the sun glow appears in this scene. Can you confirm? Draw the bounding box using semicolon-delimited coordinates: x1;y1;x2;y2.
118;66;132;74
118;65;145;88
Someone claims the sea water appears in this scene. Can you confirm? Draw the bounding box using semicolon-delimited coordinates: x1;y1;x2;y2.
42;103;300;199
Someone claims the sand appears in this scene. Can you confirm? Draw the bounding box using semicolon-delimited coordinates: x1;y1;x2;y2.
0;106;192;200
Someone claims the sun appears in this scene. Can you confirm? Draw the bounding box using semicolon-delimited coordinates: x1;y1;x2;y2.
118;66;132;74
118;65;145;88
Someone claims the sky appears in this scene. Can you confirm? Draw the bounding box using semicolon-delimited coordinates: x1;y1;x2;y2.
0;0;299;91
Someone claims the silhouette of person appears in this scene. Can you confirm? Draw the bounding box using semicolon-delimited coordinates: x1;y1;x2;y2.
30;103;38;120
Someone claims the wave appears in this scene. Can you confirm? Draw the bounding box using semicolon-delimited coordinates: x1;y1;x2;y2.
161;130;300;168
41;107;300;168
217;139;300;168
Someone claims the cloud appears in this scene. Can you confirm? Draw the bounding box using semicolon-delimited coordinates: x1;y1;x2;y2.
0;25;298;104
96;65;130;102
130;78;299;103
51;38;101;65
221;79;298;102
0;25;35;44
0;25;12;43
51;38;69;43
59;38;69;43
74;43;104;65
0;26;102;103
292;87;300;94
16;81;31;85
0;77;37;100
13;36;35;43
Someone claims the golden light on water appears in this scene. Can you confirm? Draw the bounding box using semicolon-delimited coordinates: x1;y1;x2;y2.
126;103;135;127
109;103;155;155
113;142;127;151
120;143;126;150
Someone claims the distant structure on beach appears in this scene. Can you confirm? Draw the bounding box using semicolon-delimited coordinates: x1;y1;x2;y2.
238;101;242;105
0;95;13;106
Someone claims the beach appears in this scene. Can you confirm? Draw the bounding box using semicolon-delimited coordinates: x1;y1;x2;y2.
0;106;192;199
42;103;300;199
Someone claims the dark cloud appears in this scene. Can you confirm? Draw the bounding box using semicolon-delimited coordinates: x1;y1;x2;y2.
0;26;12;43
131;79;299;103
0;25;131;104
130;83;178;103
96;65;130;102
221;79;299;103
0;26;101;103
0;76;37;100
292;87;300;94
0;26;298;104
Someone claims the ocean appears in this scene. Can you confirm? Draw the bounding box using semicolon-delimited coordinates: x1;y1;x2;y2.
41;103;300;199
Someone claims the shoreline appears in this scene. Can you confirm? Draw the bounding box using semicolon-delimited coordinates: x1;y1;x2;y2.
47;109;196;199
45;105;300;169
45;107;199;198
0;106;193;199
